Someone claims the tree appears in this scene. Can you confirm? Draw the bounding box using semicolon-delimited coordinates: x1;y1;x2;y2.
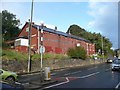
66;24;113;56
2;10;21;41
66;24;86;37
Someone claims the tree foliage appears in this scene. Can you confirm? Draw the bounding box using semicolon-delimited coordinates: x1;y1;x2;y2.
67;46;87;60
2;10;21;41
66;24;113;56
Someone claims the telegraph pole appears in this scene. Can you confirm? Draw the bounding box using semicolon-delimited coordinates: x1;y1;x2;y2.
101;36;104;62
28;0;34;72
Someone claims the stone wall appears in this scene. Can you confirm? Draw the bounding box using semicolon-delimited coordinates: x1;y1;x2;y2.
2;59;103;74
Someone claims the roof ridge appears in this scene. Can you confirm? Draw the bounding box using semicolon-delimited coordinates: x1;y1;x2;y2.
32;24;91;43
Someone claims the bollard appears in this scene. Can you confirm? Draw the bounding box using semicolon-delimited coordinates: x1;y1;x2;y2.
44;67;51;80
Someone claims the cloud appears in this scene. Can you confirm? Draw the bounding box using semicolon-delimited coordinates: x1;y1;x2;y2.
87;2;118;48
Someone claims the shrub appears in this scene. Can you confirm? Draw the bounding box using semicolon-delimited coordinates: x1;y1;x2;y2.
67;46;87;60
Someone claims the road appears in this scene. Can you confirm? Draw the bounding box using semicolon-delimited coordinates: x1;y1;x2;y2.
18;63;120;89
43;63;120;89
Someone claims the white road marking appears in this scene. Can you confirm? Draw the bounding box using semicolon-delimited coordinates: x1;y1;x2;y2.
44;72;100;89
78;72;100;79
51;73;56;76
115;82;120;89
64;71;81;76
15;82;29;85
88;66;97;70
43;77;69;89
15;82;22;84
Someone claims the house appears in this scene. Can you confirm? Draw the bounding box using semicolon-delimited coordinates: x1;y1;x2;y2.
15;22;95;55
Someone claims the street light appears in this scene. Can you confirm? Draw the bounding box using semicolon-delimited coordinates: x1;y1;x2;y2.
40;21;44;69
39;21;44;82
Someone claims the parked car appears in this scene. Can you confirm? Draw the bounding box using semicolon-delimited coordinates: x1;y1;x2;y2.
1;81;24;90
0;69;18;83
111;59;120;71
107;59;113;63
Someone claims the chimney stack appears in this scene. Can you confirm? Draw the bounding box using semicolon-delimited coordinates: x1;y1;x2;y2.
55;26;57;31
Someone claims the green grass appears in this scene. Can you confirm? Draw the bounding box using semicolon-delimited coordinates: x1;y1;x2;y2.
2;49;28;61
2;49;69;61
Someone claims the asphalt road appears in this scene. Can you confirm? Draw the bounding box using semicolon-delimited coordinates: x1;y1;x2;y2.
18;62;120;90
43;63;120;89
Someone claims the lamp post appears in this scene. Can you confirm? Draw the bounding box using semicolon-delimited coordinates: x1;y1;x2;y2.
40;21;44;69
37;26;40;54
39;21;44;82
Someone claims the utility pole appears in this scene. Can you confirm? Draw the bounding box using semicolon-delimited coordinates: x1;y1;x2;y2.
101;36;104;62
28;0;34;72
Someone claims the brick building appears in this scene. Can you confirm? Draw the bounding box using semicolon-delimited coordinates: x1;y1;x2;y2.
15;22;95;55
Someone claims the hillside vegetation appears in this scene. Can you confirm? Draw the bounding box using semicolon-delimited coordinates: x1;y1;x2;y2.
66;24;114;56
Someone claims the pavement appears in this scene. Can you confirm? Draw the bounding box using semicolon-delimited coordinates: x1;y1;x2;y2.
18;71;58;90
24;80;57;90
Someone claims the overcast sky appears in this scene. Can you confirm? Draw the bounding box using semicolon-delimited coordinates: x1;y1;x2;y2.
1;0;119;49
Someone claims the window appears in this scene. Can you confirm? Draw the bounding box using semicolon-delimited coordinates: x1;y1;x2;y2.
15;40;21;46
26;27;29;32
113;59;120;64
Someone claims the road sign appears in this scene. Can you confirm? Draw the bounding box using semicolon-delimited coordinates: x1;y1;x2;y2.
40;46;45;53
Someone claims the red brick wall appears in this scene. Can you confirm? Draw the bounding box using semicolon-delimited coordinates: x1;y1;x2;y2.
16;23;95;55
43;31;95;55
15;46;28;53
18;23;38;53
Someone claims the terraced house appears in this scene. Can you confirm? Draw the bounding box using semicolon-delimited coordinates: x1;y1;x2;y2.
15;22;95;56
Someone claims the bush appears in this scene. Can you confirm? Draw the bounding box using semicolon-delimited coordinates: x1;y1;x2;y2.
67;46;87;60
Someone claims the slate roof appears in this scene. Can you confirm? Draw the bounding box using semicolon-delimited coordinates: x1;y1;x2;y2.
32;24;91;43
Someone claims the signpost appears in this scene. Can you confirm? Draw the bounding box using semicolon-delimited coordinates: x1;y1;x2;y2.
40;46;45;54
39;21;45;82
40;45;45;69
